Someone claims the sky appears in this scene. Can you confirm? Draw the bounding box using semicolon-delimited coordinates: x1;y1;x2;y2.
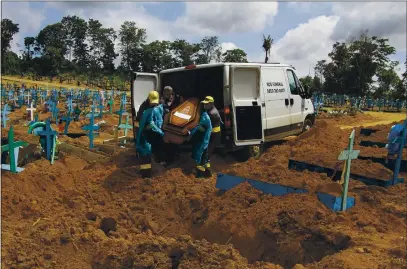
2;1;406;78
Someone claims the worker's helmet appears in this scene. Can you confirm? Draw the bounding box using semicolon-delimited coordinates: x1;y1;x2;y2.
201;96;214;104
148;90;160;104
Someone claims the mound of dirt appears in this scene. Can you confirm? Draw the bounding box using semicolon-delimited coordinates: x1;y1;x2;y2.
2;111;407;269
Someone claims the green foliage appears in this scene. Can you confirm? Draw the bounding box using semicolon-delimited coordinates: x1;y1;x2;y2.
222;49;248;63
118;21;147;71
2;51;21;74
262;34;273;63
1;19;19;60
310;30;401;97
196;36;221;64
2;17;403;100
171;39;200;67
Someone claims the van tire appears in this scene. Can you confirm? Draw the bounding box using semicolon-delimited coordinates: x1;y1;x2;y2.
302;118;313;133
236;145;263;162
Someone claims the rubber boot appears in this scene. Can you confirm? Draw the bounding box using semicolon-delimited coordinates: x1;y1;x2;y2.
204;168;212;178
195;166;206;178
140;168;152;178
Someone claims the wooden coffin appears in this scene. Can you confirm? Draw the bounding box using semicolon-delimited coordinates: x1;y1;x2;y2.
162;98;201;144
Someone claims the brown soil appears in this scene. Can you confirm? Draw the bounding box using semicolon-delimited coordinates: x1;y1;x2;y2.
1;109;407;269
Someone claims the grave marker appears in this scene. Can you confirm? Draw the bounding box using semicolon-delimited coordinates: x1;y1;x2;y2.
37;119;58;161
1;126;28;173
82;106;99;149
26;102;36;121
338;129;360;211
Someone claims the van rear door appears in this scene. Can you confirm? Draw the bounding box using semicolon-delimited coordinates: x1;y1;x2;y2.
130;72;158;138
230;66;264;146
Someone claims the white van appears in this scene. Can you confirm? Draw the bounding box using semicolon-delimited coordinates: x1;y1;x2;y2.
130;63;315;160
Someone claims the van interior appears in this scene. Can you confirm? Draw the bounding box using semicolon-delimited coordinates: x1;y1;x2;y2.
159;66;225;110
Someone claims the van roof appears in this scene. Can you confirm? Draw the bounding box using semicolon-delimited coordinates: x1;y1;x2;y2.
160;62;295;74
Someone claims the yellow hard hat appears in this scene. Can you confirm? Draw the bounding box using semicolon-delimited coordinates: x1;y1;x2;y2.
201;96;214;104
148;90;159;104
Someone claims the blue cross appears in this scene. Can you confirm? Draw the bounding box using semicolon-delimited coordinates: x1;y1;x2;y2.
50;102;60;123
37;119;57;161
61;110;75;135
82;106;99;149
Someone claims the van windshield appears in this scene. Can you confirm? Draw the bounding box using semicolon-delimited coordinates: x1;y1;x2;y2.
160;66;224;108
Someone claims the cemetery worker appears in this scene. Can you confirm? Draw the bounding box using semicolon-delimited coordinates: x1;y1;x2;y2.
386;123;405;162
160;86;182;115
201;96;222;170
136;90;165;178
187;99;213;178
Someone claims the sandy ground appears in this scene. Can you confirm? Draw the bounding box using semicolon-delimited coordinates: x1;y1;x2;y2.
1;108;407;269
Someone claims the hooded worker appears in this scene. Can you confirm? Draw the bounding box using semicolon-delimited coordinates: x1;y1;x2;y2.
187;98;213;178
136;90;165;178
386;123;405;162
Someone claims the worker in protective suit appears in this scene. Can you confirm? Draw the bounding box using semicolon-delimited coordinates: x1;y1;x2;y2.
201;96;222;169
386;123;405;163
187;99;213;178
136;90;165;178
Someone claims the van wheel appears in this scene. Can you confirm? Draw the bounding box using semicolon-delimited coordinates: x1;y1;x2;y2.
236;145;263;162
302;118;313;133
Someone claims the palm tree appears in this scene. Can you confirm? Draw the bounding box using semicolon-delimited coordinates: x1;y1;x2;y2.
262;34;273;63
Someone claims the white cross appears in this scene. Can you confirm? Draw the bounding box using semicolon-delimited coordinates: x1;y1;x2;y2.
26;102;36;121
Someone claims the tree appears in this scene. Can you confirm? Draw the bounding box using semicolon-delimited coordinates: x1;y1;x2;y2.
171;39;200;67
299;76;313;92
141;40;173;73
61;16;89;69
222;48;248;63
118;21;147;71
316;30;397;96
196;36;221;64
36;22;68;76
262;34;273;63
2;51;21;74
87;19;118;74
312;76;322;92
23;37;36;60
1;19;19;60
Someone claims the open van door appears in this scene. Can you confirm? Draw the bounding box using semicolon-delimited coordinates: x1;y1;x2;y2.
230;66;264;146
130;72;158;140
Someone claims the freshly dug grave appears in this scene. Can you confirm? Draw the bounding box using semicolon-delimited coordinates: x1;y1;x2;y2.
287;119;395;180
361;122;403;143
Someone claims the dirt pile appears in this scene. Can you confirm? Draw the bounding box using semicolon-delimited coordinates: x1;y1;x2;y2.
288;120;394;179
2;111;407;269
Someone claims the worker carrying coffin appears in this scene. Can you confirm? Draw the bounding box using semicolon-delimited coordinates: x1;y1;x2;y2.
186;96;221;178
136;90;165;178
201;96;222;170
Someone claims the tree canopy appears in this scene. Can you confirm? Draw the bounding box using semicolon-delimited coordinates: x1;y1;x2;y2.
1;18;404;98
